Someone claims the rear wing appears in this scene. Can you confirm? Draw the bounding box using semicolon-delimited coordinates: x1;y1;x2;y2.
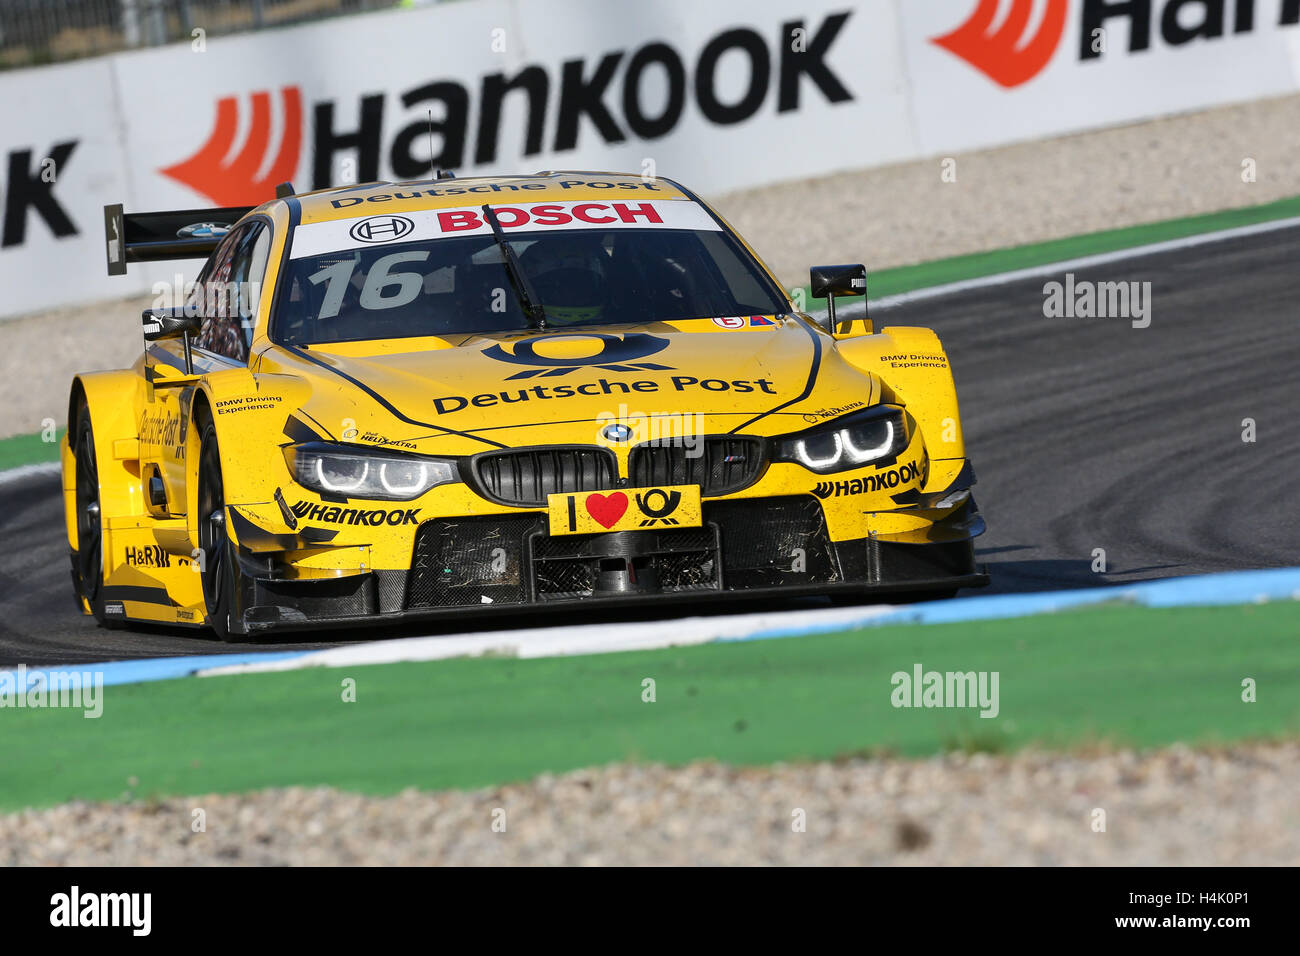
103;203;253;276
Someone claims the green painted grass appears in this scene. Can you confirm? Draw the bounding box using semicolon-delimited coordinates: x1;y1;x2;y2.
2;601;1296;811
0;429;62;469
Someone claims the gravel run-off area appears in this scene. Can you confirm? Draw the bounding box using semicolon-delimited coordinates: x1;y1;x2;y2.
5;744;1297;865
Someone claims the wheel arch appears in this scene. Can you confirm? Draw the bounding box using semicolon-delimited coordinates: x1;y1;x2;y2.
835;326;967;465
64;370;145;551
183;369;298;547
184;387;216;547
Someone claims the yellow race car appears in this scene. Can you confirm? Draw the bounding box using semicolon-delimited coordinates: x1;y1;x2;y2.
68;171;986;641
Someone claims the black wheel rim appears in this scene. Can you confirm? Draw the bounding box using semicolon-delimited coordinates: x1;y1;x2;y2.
198;439;227;615
75;424;102;600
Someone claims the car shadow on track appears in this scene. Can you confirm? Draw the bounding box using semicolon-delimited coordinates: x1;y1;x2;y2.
977;552;1186;595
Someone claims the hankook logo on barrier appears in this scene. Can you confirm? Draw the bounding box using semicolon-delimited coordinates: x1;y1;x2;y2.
160;86;303;205
932;0;1069;88
933;0;1300;88
0;140;78;248
157;11;854;204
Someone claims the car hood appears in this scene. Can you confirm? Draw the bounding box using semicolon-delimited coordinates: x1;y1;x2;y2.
261;318;880;453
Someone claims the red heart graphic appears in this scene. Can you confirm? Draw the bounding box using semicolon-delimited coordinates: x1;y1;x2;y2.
584;492;628;529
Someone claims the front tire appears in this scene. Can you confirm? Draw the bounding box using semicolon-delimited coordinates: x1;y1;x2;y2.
196;415;247;642
72;404;121;629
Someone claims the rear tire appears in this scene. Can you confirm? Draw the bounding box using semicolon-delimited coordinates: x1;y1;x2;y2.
72;405;122;629
196;415;248;642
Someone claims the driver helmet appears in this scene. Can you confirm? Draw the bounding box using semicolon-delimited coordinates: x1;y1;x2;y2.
520;236;610;326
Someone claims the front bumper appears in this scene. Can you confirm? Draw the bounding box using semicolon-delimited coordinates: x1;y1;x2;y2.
228;495;987;634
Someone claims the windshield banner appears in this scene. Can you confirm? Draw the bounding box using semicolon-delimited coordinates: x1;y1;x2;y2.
290;200;722;259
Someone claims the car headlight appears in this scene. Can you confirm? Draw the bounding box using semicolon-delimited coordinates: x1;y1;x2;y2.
774;407;909;474
284;443;458;501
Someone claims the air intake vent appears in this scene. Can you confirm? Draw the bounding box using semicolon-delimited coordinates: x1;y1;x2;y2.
628;436;765;497
469;446;618;508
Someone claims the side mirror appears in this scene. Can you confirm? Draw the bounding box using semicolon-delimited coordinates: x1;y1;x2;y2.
142;308;201;375
142;307;200;342
809;263;868;334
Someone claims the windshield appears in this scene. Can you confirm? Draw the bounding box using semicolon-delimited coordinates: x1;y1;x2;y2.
273;201;787;345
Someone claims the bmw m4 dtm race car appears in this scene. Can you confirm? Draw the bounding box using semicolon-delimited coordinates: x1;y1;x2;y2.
66;170;986;640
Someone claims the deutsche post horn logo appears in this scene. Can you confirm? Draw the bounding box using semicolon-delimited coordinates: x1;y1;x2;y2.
931;0;1068;88
635;488;683;526
349;215;416;244
483;333;674;380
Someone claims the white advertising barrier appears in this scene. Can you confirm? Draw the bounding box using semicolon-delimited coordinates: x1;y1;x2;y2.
3;0;1300;321
899;0;1300;156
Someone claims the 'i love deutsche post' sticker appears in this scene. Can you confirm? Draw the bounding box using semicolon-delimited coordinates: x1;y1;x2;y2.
547;485;702;535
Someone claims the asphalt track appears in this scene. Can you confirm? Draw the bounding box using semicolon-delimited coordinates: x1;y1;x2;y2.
2;224;1296;666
